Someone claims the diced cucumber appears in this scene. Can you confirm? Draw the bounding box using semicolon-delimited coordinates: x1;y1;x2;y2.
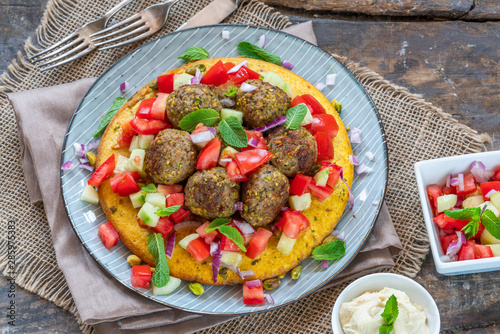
218;146;238;167
313;168;330;187
129;191;146;208
487;244;500;257
145;192;166;209
114;155;133;173
129;135;140;152
179;233;200;250
462;195;484;208
137;202;160;227
173;73;193;90
261;71;294;98
80;185;99;204
436;194;457;213
490;191;500;212
221;109;243;123
277;234;296;255
480;229;500;245
129;149;146;173
478;201;500;217
220;251;242;268
289;193;312;211
138;134;155;149
152;277;182;295
300;107;314;126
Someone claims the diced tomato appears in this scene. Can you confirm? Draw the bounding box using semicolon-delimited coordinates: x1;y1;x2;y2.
480;181;500;200
442;185;456;195
192;123;209;135
167;193;184;207
221;233;243;252
455;173;477;197
109;171;140;197
227;66;261;85
290;174;312;196
433;213;455;231
474;244;494;259
227;159;248;182
309;180;334;202
241;131;267;151
243;282;264;305
131;265;151;289
301;94;326;115
130;117;170;135
245;228;273;259
201;60;230;86
157;184;183;195
196;222;218;244
440;234;458;254
426;184;443;213
157;73;176;93
306;114;339;139
152;217;173;238
150;93;168;120
276;210;310;238
234;149;274;175
88;155;116;187
223;62;236;71
321;161;343;188
186;237;211;263
135;98;156;119
290;96;313;112
314;132;334;162
244;66;261;80
196;137;221;170
170;207;190;224
98;221;119;250
494;168;500;182
474;222;485;240
116;121;137;148
458;243;475;261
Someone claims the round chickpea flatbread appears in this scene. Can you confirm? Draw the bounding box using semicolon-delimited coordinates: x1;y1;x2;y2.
96;57;353;285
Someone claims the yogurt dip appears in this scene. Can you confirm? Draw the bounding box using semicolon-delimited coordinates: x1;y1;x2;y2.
339;287;429;334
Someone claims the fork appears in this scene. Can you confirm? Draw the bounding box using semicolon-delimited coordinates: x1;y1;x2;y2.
30;0;133;71
90;0;181;51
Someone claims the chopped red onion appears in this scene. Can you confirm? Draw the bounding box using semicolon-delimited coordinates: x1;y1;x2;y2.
227;60;249;74
326;73;337;86
349;155;359;166
210;240;220;256
456;231;466;244
485;189;497;199
256;34;267;48
340;167;354;210
264;294;274;304
221;98;235;107
470;161;488;183
321;260;329;269
237;269;256;279
332;230;345;241
446;174;451;188
440;254;457;262
315;82;326;91
233;220;255;235
87;140;100;151
120;81;129;92
210;241;222;283
365;151;375;161
450;177;458;187
79;163;94;171
456;196;464;207
248;138;260;148
207;127;216;135
245;279;262;288
190;131;215;148
73;143;85;157
220;158;232;163
355;163;373;175
79;157;89;164
349;127;362;144
254;116;287;132
174;221;201;231
234;202;244;211
61;161;74;171
281;60;295;70
484;170;494;180
457;173;465;192
190;68;203;85
221;30;230;40
240;82;258;92
166;231;176;259
221;263;238;273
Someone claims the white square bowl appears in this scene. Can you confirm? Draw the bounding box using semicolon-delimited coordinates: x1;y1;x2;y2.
414;150;500;276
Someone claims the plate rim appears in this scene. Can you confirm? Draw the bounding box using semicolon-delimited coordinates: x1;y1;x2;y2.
59;23;389;316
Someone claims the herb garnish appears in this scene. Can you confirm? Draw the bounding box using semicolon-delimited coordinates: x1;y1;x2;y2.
178;108;220;132
284;104;308;130
444;207;500;240
178;46;209;62
311;240;346;261
205;218;231;233
141;183;157;193
379;294;399;334
93;96;126;138
218;116;248;148
147;233;170;287
224;86;239;97
237;41;281;66
156;205;181;217
205;218;246;252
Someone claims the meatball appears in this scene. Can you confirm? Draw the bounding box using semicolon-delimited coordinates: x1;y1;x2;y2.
236;79;290;129
144;129;197;184
266;126;318;177
241;165;290;227
185;167;240;219
166;84;224;127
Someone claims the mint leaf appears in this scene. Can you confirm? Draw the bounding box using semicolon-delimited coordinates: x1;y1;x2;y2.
205;218;231;233
381;294;399;325
218;225;247;252
147;233;170;288
93;96;126;138
311;240;346;261
482;209;500;240
444;208;481;221
462;220;480;240
178;47;209;62
142;183;157;193
284;104;308;130
219;116;248;148
237;41;281;66
224;86;238;97
179;108;220;132
156;205;181;217
379;324;393;334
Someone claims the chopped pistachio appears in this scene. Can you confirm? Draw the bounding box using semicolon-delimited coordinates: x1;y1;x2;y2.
127;255;141;266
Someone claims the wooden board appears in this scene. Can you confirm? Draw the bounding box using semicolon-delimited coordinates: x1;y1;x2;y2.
466;0;500;20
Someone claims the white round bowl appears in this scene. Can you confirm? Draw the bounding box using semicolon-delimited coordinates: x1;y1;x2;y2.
331;273;440;334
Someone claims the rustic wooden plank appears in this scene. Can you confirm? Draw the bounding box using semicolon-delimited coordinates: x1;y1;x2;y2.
466;0;500;20
263;0;473;18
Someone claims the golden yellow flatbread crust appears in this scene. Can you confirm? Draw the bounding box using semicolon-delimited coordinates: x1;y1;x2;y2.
96;57;353;285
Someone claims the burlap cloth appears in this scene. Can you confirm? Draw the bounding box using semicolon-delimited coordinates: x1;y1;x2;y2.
0;0;492;333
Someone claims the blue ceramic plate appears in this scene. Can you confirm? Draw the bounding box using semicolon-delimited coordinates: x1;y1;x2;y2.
60;24;387;315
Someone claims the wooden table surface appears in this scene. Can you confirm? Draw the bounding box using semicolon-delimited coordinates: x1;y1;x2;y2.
1;0;499;333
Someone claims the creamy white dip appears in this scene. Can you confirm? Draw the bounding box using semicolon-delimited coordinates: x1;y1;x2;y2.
339;287;429;334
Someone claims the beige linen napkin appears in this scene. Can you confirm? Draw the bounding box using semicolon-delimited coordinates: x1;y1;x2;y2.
8;22;402;333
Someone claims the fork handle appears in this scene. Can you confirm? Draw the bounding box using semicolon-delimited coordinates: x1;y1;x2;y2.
103;0;134;25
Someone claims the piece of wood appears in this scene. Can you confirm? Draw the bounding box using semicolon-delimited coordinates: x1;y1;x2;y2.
466;0;500;20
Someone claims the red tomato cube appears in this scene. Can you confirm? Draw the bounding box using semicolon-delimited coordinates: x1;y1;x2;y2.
243;282;264;305
157;184;183;195
196;137;221;170
321;161;343;188
135;98;156;119
157;73;176;93
167;193;184;207
169;207;191;224
301;94;326;115
426;184;443;212
309;181;334;202
196;222;218;244
186;237;211;263
152;217;173;238
246;228;273;259
98;221;119;250
314;132;334;162
88;155;116;188
455;173;477;197
480;181;500;200
131;265;151;289
290;174;312;196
